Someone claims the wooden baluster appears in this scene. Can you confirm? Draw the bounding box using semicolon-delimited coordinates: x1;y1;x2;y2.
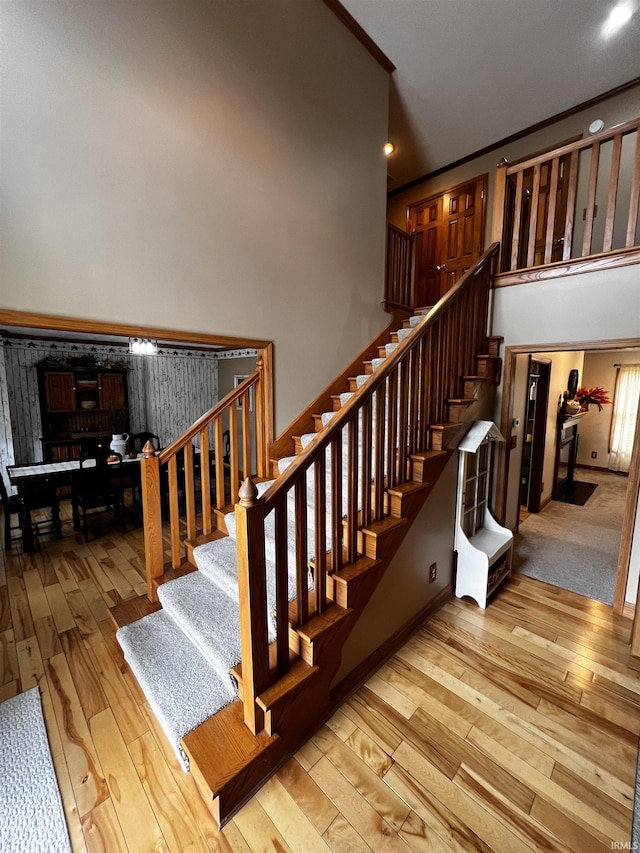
140;444;163;602
229;403;239;508
582;141;600;256
374;383;385;520
295;478;309;624
510;170;524;271
360;397;372;530
419;334;430;449
183;442;196;542
426;327;436;431
314;455;327;615
274;497;289;674
396;352;410;476
200;428;212;536
346;417;358;563
388;368;399;489
543;158;560;264
214;417;225;510
603;133;623;253
627;130;640;248
409;344;420;458
167;455;181;568
330;435;343;573
241;392;251;478
235;477;269;734
526;164;541;267
563;150;579;260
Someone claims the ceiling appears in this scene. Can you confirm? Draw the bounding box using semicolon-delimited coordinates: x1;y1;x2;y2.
341;0;640;189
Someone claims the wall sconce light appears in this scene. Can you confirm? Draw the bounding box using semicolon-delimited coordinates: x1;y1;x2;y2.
384;142;395;157
129;337;158;355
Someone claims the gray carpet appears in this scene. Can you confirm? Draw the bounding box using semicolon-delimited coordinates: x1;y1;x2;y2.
0;687;71;853
513;470;628;605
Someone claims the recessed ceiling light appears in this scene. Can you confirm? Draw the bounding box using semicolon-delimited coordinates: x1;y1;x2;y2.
602;2;635;38
384;142;395;157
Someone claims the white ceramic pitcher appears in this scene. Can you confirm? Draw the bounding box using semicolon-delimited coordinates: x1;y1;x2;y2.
110;433;129;458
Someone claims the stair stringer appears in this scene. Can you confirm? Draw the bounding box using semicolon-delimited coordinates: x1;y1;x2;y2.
180;449;453;827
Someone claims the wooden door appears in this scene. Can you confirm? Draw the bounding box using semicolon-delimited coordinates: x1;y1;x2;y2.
439;179;486;292
408;175;486;305
409;196;443;307
45;372;76;412
99;373;125;410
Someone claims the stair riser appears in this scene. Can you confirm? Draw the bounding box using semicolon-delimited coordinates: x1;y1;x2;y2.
476;355;501;383
327;561;386;610
487;336;503;358
462;377;489;399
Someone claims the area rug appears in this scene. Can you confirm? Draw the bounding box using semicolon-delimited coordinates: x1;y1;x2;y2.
0;687;71;853
556;480;598;506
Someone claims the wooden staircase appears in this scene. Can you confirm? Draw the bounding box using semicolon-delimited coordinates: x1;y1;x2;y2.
112;243;502;827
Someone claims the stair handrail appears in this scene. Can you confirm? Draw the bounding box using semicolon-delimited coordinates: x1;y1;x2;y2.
141;365;270;600
234;243;499;733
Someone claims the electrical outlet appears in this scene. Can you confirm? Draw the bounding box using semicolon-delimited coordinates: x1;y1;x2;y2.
429;562;437;583
592;451;597;459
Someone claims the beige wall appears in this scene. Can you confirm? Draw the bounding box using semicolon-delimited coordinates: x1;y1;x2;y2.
1;1;389;433
577;350;640;468
387;83;640;239
335;455;457;683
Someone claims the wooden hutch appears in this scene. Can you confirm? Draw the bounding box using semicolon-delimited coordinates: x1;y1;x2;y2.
37;362;129;461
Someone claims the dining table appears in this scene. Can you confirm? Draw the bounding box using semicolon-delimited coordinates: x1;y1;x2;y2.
7;454;143;553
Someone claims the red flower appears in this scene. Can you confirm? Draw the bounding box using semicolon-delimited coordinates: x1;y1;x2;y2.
574;386;612;412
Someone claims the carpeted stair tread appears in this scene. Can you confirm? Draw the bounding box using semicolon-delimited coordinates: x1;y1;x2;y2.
396;327;414;342
193;530;313;622
117;609;236;769
385;342;399;355
193;535;241;598
371;357;386;371
158;572;245;682
277;455;298;474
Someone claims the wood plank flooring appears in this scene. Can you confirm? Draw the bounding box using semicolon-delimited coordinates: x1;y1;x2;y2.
1;508;639;851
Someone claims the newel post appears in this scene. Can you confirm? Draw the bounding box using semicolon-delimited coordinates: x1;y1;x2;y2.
140;441;164;602
235;477;270;734
256;344;275;479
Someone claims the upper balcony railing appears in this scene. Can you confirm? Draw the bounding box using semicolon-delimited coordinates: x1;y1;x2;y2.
492;117;640;278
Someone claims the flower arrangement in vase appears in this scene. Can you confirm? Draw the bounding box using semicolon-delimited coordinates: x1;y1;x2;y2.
574;386;612;412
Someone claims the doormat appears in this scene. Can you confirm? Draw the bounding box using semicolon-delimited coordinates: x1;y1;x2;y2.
0;687;71;853
557;481;598;507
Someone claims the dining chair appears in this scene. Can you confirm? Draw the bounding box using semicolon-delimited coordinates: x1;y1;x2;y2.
131;432;161;453
1;472;24;550
71;447;126;542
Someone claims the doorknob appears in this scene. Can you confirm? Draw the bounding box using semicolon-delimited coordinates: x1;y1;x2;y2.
436;263;448;272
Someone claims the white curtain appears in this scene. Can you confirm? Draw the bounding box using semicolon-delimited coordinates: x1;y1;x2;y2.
608;365;640;473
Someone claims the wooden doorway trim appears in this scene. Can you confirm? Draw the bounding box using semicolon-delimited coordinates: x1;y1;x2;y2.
497;337;640;623
0;308;276;475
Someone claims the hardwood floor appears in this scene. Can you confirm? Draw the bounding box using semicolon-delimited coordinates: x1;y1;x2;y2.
1;506;639;851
